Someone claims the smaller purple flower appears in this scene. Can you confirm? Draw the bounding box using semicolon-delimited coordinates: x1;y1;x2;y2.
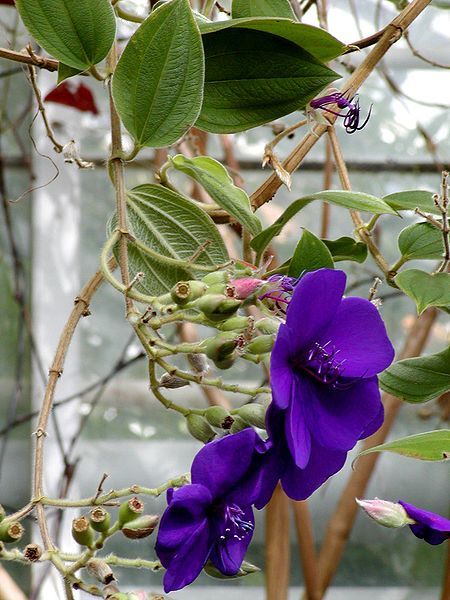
259;274;300;314
399;500;450;545
309;92;372;134
155;429;276;592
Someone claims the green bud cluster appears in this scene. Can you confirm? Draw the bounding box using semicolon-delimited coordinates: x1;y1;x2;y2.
205;406;234;429
195;294;241;322
170;280;208;305
118;497;144;526
186;414;216;443
236;403;266;429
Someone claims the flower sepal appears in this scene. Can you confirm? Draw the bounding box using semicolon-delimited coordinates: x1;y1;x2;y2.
356;498;414;528
203;559;260;580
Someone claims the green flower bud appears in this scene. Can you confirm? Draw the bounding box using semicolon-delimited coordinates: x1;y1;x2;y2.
0;521;24;544
187;353;209;375
186;414;216;443
203;332;242;362
204;559;260;579
23;543;42;562
202;270;229;285
71;516;94;547
238;403;267;429
219;316;254;332
0;505;5;522
86;558;116;584
230;416;250;434
255;317;280;335
214;352;238;370
246;334;274;355
89;507;111;533
205;406;232;428
118;497;144;526
122;514;159;539
170;280;207;305
195;294;241;321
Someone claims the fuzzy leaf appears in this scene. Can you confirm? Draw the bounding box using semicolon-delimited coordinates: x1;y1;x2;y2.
379;345;450;403
232;0;296;19
289;229;334;276
395;269;450;314
170;155;261;235
398;221;444;261
358;430;450;462
322;236;368;263
57;63;84;83
112;0;204;148
15;0;116;70
383;190;440;215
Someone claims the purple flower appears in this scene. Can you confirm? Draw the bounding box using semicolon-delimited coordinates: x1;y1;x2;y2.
309;92;372;134
155;429;275;592
259;274;300;314
266;269;394;500
399;500;450;545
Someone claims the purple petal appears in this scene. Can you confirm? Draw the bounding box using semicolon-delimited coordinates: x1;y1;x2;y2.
319;297;394;379
285;269;346;352
162;519;212;592
191;429;258;501
303;376;383;451
281;437;347;500
210;507;255;575
360;402;384;440
270;325;294;410
285;377;311;468
399;501;450;546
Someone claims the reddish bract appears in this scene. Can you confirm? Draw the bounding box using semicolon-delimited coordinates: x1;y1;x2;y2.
44;81;99;115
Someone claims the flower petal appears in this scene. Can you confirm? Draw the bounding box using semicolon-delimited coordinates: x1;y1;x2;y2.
285;269;346;352
399;501;450;545
319;297;394;379
360;402;384;440
210;507;254;575
191;429;258;501
270;325;294;410
285;377;311;468
303;376;383;451
280;439;347;500
162;519;212;592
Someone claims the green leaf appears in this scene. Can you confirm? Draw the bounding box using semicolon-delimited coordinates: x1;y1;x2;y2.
379;345;450;403
358;430;450;462
289;229;334;276
111;184;229;296
198;17;345;62
232;0;296;19
395;269;450;314
57;63;84;84
170;155;261;235
196;28;339;133
112;0;204;148
322;236;368;263
383;190;440;215
250;191;397;261
398;221;444;261
15;0;116;70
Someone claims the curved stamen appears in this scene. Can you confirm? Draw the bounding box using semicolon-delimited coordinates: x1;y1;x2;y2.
218;504;254;543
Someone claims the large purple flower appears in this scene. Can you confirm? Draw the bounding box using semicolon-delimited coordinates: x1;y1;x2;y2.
399;500;450;545
155;429;275;592
267;268;394;500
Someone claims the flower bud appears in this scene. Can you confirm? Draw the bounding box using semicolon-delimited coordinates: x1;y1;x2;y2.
89;507;111;533
230;416;250;434
204;559;260;579
71;516;94;547
246;334;274;355
158;373;190;389
187;353;209;375
122;514;159;539
202;270;229;285
86;558;116;584
170;280;207;305
238;403;266;429
0;521;24;544
118;497;144;526
0;505;5;522
203;332;241;362
356;498;414;528
229;277;264;299
186;414;216;443
214;352;238;370
219;316;254;332
255;317;280;335
195;294;241;321
23;543;42;562
205;406;232;428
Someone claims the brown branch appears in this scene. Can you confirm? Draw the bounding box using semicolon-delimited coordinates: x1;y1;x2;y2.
265;485;290;600
316;307;438;597
441;540;450;600
292;501;321;600
0;47;58;72
320;137;333;238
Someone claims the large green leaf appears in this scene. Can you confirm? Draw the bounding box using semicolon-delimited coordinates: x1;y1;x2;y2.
15;0;116;70
112;0;204;148
323;236;368;263
232;0;296;19
196;28;339;133
198;17;345;62
289;229;334;276
358;430;450;462
170;155;261;235
383;190;440;215
395;269;450;314
379;346;450;403
250;191;397;261
111;184;229;296
398;221;444;261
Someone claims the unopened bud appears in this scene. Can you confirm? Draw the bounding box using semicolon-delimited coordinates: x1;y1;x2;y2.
171;280;207;305
204;559;260;579
214;352;238;370
187;353;209;375
23;543;42;562
159;373;190;389
203;332;242;362
230;277;264;299
238;403;266;429
195;294;241;321
118;497;144;526
86;558;116;584
202;270;229;285
220;316;254;332
122;514;159;539
246;334;274;355
230;416;250;434
186;414;216;443
255;317;280;335
356;498;414;528
0;521;24;543
205;406;232;428
72;516;94;547
89;507;111;533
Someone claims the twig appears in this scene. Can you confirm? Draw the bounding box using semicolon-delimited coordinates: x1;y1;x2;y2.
0;47;58;71
404;30;450;69
292;501;320;600
265;485;290;600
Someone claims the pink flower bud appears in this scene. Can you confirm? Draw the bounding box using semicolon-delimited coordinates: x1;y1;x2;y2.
356;498;414;528
229;277;264;299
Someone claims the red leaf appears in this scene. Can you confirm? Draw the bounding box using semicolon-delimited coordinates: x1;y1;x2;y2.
44;81;99;115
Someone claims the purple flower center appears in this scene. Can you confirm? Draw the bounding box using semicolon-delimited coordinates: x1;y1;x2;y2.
259;274;300;314
293;341;347;387
217;504;254;543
